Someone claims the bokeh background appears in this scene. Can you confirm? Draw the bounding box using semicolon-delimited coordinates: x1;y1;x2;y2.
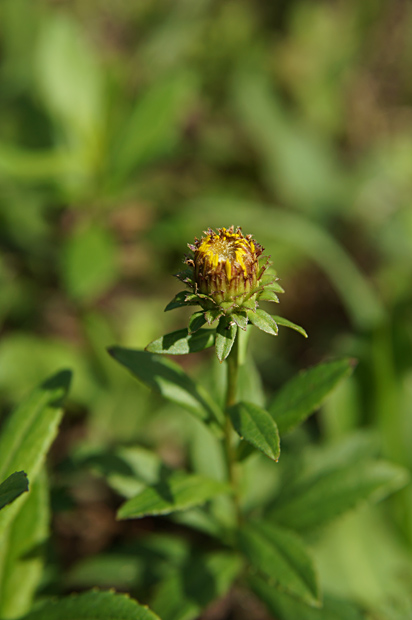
1;0;412;617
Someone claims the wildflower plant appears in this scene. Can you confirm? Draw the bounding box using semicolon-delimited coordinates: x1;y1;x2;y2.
107;228;408;620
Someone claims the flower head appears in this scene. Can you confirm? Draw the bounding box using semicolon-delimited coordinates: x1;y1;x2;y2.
148;226;306;361
167;225;283;319
189;227;263;306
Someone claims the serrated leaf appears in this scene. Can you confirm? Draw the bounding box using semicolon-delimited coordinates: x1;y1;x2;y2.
0;370;71;535
18;590;161;620
239;521;320;606
247;308;278;336
269;359;355;435
108;347;224;433
204;308;222;325
215;316;237;362
117;472;229;520
271;459;409;532
0;469;49;618
164;291;197;312
231;312;248;330
152;551;243;620
0;472;28;511
145;328;215;355
272;315;308;338
257;289;279;303
250;575;364;620
267;281;285;294
242;298;257;311
228;402;280;462
259;273;278;286
188;311;207;334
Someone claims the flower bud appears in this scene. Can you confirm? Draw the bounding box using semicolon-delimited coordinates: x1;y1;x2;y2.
189;226;263;307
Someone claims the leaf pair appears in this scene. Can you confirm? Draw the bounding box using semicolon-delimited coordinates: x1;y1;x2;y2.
150;291;308;362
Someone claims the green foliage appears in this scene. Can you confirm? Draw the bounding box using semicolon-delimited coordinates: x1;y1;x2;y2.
228;401;280;462
239;520;320;607
108;347;224;433
269;359;355;434
19;590;161;620
0;472;28;511
0;370;71;534
1;1;412;617
247;308;278;336
215;316;237;362
271;458;408;532
250;576;365;620
146;328;215;355
117;472;229;520
0;470;49;618
151;552;243;620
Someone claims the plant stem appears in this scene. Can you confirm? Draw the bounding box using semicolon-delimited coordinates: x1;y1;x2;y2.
224;333;241;524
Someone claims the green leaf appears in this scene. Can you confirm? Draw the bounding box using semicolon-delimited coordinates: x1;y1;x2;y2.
78;445;165;500
204;308;222;325
231;311;248;330
0;370;71;535
259;273;279;287
266;281;285;294
228;402;280;462
117;472;229;520
269;359;355;435
152;551;243;620
18;590;161;620
247;308;278;336
272;315;308;338
145;328;215;355
0;469;49;618
61;224;118;304
0;472;28;511
239;520;320;606
108;347;224;433
250;575;365;620
215;316;237;362
257;289;279;303
164;291;198;312
188;311;207;333
271;460;409;532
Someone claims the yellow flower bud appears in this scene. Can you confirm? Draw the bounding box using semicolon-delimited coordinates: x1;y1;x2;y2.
188;226;263;307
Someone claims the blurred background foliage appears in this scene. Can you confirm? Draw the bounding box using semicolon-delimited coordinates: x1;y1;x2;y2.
1;0;412;617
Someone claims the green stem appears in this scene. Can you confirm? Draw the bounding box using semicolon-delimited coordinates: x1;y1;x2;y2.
224;334;241;524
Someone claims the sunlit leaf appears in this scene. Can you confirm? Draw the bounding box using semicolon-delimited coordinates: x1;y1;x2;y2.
272;315;308;338
240;520;320;606
228;402;280;462
269;359;355;434
19;590;160;620
0;470;48;618
247;309;278;336
0;472;28;511
215;316;237;362
117;472;229;520
145;328;215;355
0;370;71;535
